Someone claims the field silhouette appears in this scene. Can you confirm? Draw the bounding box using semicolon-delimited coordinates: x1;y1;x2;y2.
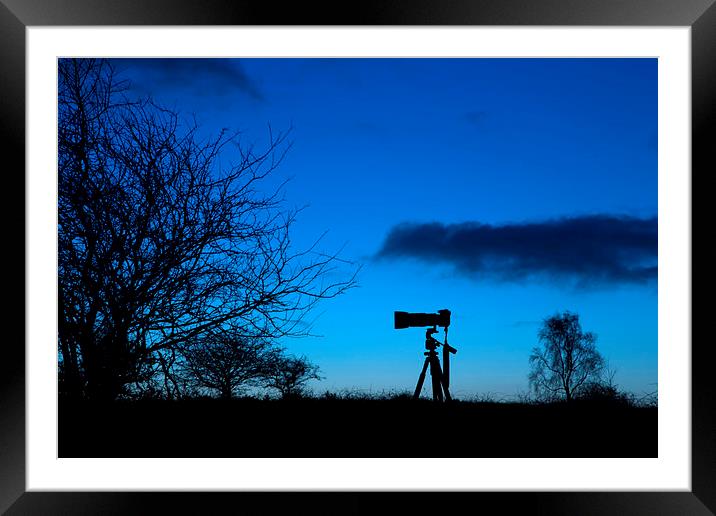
59;393;656;458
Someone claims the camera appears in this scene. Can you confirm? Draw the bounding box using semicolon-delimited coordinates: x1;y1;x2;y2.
394;309;451;329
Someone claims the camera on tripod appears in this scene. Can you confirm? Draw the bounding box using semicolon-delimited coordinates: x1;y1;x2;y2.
393;309;457;402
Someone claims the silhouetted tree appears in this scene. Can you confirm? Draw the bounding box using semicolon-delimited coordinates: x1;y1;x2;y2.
528;311;604;402
179;328;279;399
264;354;321;399
58;59;356;400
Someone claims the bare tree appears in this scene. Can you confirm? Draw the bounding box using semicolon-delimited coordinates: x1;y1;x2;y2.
179;328;279;399
58;59;356;400
264;354;322;399
528;311;604;402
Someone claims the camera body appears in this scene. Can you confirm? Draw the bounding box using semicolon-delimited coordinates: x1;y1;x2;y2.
394;309;451;329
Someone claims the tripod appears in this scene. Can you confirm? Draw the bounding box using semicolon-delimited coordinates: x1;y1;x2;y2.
413;326;457;401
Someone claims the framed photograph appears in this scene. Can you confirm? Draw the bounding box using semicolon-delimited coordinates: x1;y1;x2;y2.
7;0;714;514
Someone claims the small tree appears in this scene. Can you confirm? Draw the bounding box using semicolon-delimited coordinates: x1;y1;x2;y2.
528;311;604;402
264;354;322;399
180;329;278;399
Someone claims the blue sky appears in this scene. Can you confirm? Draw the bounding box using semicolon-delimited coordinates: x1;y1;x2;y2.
114;58;657;398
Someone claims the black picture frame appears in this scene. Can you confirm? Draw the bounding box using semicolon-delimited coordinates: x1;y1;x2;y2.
4;1;713;514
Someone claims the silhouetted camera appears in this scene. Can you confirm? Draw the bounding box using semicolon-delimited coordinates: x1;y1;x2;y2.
394;309;451;329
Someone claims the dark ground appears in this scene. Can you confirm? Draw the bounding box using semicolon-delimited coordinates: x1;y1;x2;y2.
59;397;657;457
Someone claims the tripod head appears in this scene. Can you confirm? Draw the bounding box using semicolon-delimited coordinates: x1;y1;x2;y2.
424;325;457;354
425;327;441;351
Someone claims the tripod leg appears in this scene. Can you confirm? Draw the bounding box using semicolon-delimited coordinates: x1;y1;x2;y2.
413;356;430;399
443;345;450;389
429;355;444;402
431;356;453;402
440;375;453;402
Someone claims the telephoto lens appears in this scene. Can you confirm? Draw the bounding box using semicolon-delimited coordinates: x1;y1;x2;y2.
394;309;450;329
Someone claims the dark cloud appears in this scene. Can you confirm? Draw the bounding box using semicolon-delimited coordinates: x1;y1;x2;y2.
375;215;657;287
112;58;263;101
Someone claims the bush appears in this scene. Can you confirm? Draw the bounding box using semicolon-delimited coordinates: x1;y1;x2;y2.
574;382;631;405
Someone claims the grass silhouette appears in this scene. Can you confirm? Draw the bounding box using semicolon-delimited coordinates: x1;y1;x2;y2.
59;391;656;458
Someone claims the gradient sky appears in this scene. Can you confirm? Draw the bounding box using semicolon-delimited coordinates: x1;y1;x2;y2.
113;58;657;399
